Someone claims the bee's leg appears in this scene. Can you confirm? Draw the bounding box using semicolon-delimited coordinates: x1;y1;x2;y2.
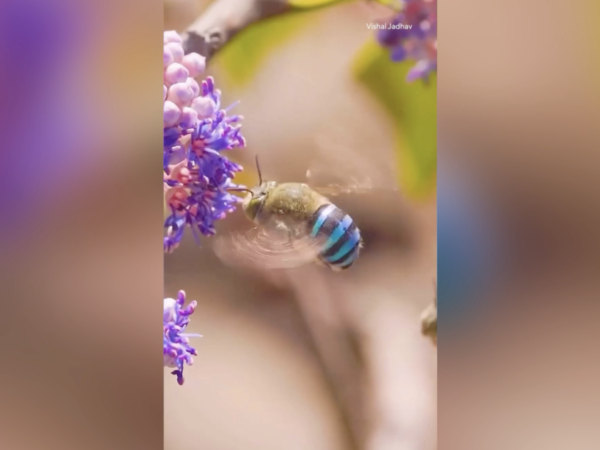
314;257;342;272
329;264;344;273
285;228;295;250
314;256;327;268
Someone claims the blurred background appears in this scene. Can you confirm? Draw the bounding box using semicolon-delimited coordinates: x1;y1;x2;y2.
439;1;600;449
165;2;437;450
1;0;598;449
0;0;164;449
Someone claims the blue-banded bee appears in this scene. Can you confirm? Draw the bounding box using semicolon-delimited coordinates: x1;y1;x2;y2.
222;156;364;271
216;127;396;271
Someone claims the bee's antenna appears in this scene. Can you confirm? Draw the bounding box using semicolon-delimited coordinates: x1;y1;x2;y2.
228;187;253;194
255;155;263;185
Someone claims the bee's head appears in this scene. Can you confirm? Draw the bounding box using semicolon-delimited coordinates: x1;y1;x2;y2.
242;181;277;221
239;154;276;221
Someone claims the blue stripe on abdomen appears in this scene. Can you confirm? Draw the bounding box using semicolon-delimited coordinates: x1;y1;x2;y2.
324;227;361;264
309;204;361;270
322;215;354;252
336;243;360;268
310;204;337;237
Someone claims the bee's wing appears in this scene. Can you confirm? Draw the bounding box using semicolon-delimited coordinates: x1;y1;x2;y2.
306;126;398;197
214;217;325;270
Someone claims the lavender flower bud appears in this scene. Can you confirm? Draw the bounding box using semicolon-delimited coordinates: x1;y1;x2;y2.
163;100;181;128
163;31;246;252
182;53;206;78
164;63;189;86
164;41;184;63
164;30;183;45
164;290;200;385
186;78;200;97
167;82;194;107
179;107;198;129
164;48;174;68
376;0;437;83
191;96;216;119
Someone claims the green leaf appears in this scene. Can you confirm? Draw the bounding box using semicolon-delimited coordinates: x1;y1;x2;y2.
366;0;402;11
214;13;312;88
353;40;436;199
214;0;356;87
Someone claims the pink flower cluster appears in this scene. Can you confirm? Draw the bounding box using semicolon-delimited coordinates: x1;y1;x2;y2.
163;31;208;131
163;31;245;252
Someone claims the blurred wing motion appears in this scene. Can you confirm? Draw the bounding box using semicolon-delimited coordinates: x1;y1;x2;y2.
307;127;398;197
214;218;325;271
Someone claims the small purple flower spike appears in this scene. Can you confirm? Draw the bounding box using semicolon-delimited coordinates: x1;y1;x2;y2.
164;290;201;385
376;0;437;83
163;30;247;252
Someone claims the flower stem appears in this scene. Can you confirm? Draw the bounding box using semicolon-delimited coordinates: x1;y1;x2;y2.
181;0;355;60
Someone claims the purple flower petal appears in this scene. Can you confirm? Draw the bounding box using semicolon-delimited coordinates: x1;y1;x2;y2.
391;46;408;62
163;31;246;251
164;290;200;385
373;0;437;83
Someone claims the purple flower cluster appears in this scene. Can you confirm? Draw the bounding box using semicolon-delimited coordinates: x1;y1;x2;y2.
164;290;201;385
376;0;437;82
163;30;246;252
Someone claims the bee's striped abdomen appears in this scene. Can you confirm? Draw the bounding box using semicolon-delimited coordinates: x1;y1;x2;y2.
308;204;362;271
